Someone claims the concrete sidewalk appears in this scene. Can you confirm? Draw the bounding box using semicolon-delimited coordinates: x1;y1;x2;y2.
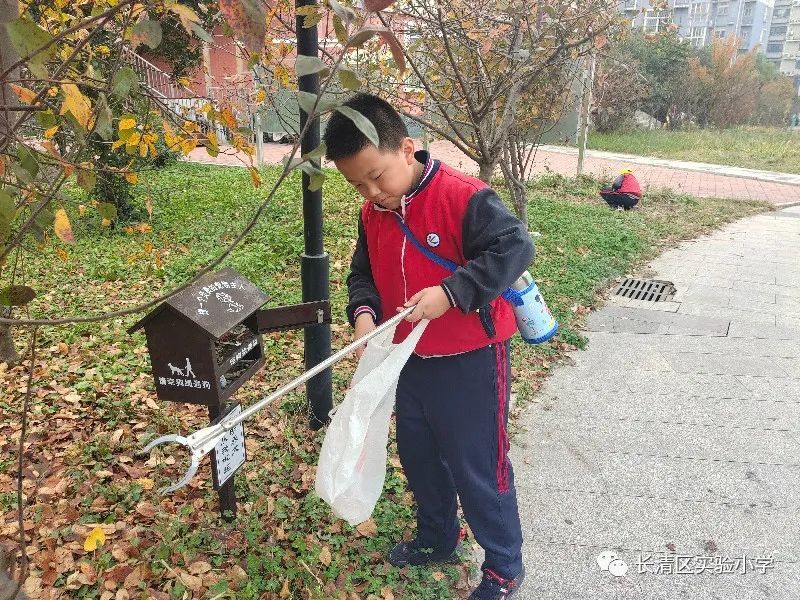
512;206;800;599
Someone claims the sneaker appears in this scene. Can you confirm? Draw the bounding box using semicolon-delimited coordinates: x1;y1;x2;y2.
387;539;460;568
469;565;526;599
615;206;624;212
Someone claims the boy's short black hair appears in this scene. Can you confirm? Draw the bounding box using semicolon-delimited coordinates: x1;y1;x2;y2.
324;93;409;160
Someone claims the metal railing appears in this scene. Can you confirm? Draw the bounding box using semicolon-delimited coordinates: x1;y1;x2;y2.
120;46;229;143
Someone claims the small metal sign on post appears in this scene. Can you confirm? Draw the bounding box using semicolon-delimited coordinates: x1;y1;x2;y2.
211;404;246;490
129;267;331;521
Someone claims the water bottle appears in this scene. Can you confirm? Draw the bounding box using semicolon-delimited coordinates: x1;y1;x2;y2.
502;271;558;344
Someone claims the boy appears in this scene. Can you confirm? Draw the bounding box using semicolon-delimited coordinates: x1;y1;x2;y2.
324;93;533;599
600;168;641;211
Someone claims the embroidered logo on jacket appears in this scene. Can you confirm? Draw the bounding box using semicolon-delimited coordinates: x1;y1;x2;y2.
426;233;440;247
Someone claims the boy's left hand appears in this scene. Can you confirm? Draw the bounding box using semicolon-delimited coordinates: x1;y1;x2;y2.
401;286;451;322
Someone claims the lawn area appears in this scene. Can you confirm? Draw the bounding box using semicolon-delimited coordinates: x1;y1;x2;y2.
0;162;768;599
587;127;800;174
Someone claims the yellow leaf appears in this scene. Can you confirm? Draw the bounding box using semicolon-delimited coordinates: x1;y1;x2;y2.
83;526;106;552
431;571;445;582
54;208;75;244
134;477;154;490
78;204;86;217
44;125;59;138
111;139;126;150
56;247;68;262
145;195;153;218
249;167;262;188
10;84;37;104
60;84;92;129
255;88;267;102
125;172;138;184
101;218;111;227
119;117;136;130
280;580;290;599
319;546;331;566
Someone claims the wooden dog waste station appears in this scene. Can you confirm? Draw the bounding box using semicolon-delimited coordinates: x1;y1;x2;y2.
129;267;331;519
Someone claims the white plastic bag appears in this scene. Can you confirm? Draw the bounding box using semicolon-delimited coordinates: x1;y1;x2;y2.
315;320;428;526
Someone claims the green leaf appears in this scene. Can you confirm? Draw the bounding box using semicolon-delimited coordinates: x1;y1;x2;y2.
5;18;56;71
338;69;362;91
296;91;337;115
332;15;348;45
301;142;327;162
336;106;380;147
94;94;113;141
308;170;326;192
77;169;96;193
282;156;304;170
0;190;16;242
0;285;36;307
328;0;356;27
98;202;118;222
132;19;163;49
35;208;54;230
295;55;330;78
36;110;57;131
297;162;325;191
190;23;214;43
14;144;39;183
112;67;138;99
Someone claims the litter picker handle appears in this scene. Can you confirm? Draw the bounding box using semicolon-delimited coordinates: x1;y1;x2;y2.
195;305;417;445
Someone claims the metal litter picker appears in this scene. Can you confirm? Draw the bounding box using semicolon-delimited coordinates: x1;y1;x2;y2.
139;306;416;494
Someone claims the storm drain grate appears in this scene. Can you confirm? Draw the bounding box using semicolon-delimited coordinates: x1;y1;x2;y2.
613;278;676;302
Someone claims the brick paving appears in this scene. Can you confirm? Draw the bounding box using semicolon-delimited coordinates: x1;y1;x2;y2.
186;139;800;207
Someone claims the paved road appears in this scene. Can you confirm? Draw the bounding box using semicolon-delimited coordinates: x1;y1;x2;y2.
512;206;800;599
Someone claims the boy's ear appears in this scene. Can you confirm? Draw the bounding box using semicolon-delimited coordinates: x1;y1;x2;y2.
402;137;416;164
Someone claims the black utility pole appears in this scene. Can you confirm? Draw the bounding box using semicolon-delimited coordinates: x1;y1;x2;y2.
296;0;332;429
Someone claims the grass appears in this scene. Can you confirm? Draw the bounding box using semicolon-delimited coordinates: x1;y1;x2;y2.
585;127;800;174
0;162;768;599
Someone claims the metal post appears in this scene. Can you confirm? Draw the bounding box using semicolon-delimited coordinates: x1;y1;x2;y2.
576;53;595;177
296;0;332;430
208;402;237;521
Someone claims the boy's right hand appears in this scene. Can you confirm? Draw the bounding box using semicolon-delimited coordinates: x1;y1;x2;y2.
354;313;377;359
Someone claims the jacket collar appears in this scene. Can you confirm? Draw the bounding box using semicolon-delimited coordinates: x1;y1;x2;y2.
373;150;439;213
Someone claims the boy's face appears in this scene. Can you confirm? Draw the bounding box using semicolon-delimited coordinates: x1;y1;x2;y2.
333;137;417;211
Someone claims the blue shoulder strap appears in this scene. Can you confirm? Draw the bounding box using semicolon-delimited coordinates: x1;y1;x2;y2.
393;214;459;272
393;213;519;303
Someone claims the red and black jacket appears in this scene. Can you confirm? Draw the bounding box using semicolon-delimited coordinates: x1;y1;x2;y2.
346;151;535;357
611;172;642;197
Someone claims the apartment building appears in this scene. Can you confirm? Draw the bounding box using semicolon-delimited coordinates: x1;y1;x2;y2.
619;0;774;50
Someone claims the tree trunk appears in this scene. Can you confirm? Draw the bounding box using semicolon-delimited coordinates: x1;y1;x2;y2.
478;160;496;184
0;0;21;366
0;319;19;366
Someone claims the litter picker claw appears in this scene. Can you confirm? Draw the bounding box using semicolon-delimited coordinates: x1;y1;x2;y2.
138;306;416;493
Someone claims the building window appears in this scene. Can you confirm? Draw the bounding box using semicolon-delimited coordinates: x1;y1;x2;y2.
718;29;727;38
743;4;753;17
774;7;791;19
767;42;784;52
717;3;728;16
772;25;788;36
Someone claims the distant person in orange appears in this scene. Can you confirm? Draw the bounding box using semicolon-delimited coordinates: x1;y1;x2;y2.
600;169;641;211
